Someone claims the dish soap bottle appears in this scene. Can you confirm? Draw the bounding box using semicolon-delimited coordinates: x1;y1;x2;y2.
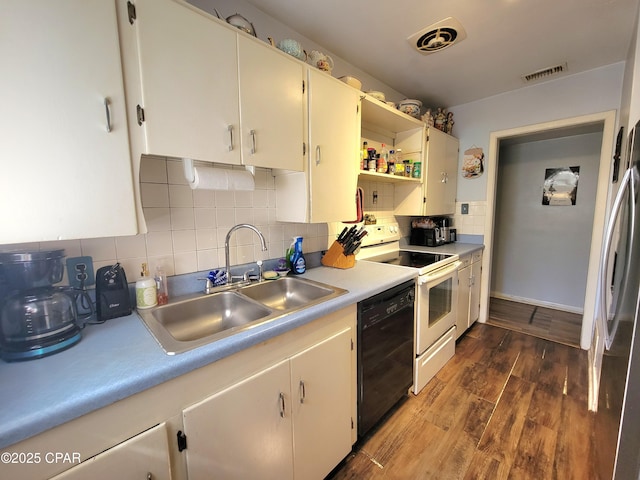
136;263;157;309
289;236;306;275
155;265;169;305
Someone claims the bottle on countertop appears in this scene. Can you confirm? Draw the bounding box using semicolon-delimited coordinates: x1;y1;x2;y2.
136;263;157;309
289;236;306;274
155;265;169;305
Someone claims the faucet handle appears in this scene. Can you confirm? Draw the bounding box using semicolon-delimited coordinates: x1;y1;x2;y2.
242;268;255;282
197;277;214;294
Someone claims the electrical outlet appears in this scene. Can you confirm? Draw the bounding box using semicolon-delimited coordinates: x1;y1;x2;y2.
373;190;378;204
66;256;95;288
461;203;469;214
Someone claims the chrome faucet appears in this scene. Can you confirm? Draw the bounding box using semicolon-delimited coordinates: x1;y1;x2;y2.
225;224;267;285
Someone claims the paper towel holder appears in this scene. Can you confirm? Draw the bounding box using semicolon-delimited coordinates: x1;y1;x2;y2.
182;158;255;186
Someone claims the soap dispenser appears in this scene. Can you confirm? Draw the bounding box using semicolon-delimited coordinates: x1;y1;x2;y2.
135;263;157;309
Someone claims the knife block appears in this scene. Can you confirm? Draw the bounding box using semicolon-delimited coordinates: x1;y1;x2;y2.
321;241;356;269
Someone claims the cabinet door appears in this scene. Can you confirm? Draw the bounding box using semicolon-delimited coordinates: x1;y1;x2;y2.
424;128;459;216
238;36;304;171
456;263;471;339
290;327;353;479
0;0;137;243
182;360;294;480
469;256;482;327
131;0;240;164
50;423;171;480
307;69;360;222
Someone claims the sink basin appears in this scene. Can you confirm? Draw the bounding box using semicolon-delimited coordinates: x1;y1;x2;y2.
152;291;271;341
240;276;334;311
137;276;347;354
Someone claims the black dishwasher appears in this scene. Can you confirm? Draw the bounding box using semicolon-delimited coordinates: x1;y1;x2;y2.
357;280;415;437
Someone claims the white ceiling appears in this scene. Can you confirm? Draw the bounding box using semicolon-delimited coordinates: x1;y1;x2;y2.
243;0;640;107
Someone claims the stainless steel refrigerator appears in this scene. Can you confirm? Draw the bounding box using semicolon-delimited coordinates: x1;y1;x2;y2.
595;120;640;480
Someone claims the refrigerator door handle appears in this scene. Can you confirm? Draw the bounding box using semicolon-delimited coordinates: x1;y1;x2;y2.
600;166;635;350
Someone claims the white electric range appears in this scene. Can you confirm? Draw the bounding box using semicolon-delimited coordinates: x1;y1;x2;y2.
356;221;460;394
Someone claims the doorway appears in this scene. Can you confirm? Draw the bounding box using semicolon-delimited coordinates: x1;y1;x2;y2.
479;111;617;349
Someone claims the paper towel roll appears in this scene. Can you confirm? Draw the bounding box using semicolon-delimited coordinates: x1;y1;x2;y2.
189;166;255;191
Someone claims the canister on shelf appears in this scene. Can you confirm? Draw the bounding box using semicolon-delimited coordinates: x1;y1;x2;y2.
412;161;422;178
403;159;413;177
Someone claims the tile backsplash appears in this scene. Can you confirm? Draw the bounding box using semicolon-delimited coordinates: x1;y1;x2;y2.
0;156;472;285
0;156;332;283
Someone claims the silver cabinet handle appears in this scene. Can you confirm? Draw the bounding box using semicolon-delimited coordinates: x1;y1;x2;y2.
299;380;306;404
250;129;256;154
315;145;321;166
104;98;112;133
227;125;234;152
279;392;286;418
147;473;153;480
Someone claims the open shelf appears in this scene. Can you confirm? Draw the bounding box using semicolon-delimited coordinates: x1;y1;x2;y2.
358;170;421;183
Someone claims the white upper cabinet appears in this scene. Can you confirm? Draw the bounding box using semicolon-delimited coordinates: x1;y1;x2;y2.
126;0;241;164
423;127;459;216
307;68;360;222
237;36;305;171
275;70;360;222
0;0;137;244
395;127;459;216
122;0;304;171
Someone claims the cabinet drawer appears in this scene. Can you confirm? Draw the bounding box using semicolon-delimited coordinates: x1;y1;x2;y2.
413;326;456;395
471;251;482;263
458;254;471;268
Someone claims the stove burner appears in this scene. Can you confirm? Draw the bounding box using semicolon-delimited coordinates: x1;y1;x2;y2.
366;251;454;268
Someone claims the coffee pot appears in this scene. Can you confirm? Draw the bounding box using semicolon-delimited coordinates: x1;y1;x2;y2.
0;250;83;361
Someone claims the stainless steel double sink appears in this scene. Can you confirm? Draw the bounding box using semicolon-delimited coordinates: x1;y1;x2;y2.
137;276;347;354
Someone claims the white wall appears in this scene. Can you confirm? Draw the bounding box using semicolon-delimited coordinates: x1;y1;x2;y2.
492;131;603;311
450;63;625;204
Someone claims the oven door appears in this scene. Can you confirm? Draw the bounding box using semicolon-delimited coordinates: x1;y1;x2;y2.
416;261;460;355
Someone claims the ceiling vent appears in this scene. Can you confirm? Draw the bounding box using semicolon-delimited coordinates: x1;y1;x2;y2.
408;17;467;55
522;63;568;83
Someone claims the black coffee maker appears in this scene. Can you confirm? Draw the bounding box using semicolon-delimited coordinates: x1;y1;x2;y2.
0;250;82;361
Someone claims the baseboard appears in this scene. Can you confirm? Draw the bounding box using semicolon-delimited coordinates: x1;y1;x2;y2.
490;292;584;315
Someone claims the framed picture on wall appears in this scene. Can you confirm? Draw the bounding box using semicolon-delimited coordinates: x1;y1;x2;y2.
542;166;580;206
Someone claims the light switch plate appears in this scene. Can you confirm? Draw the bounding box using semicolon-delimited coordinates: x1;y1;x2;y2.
461;203;469;214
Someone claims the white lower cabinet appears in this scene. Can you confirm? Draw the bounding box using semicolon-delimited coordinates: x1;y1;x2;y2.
4;307;355;480
182;327;353;480
49;423;171;480
456;250;483;338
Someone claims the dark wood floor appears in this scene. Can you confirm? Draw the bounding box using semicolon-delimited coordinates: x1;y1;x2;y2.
487;297;583;348
329;322;597;480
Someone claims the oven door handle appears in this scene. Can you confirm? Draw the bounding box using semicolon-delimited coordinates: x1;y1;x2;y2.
419;261;461;285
